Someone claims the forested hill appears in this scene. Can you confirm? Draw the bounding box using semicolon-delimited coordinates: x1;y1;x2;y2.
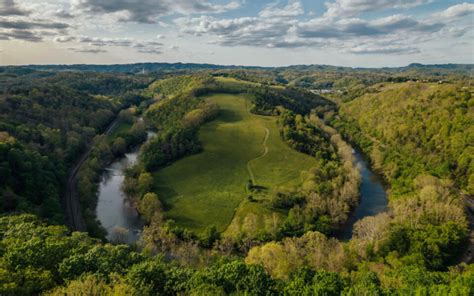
332;82;473;196
0;72;151;223
326;81;472;271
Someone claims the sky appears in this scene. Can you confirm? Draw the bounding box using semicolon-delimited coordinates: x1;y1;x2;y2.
0;0;473;67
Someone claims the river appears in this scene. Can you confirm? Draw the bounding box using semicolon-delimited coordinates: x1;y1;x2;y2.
96;131;155;244
335;148;388;240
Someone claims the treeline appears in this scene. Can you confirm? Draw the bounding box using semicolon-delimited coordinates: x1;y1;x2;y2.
0;72;150;224
140;85;219;171
251;87;335;115
2;70;153;97
1;214;472;295
148;75;214;98
212;70;288;86
271;110;360;237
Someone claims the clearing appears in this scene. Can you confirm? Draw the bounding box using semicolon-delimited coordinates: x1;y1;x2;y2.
152;93;319;235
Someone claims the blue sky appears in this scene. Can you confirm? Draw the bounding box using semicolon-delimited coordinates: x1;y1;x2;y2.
0;0;473;66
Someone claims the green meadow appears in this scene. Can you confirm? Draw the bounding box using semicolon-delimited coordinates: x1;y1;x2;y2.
153;93;318;234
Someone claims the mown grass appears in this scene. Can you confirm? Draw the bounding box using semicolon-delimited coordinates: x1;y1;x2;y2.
152;93;318;234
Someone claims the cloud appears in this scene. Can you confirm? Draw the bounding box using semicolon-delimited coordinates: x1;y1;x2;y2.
259;0;304;18
176;15;302;47
434;2;474;20
69;47;107;54
0;19;69;30
0;0;29;16
297;14;443;39
71;0;241;23
55;9;75;19
349;45;420;55
177;11;445;50
0;1;74;43
0;29;42;41
137;48;162;54
55;35;164;54
324;0;431;18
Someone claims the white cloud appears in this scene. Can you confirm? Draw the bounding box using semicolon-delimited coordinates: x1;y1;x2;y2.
324;0;431;18
68;47;107;54
177;10;446;51
349;45;420;55
259;0;304;18
434;2;474;20
54;35;164;54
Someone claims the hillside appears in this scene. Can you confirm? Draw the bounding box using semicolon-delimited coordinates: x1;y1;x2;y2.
153;93;319;235
333;82;473;196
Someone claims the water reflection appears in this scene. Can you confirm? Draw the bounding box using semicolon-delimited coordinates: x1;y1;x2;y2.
96;131;155;244
336;148;388;240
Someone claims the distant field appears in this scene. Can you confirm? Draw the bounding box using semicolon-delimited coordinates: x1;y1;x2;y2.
153;93;318;235
215;76;285;89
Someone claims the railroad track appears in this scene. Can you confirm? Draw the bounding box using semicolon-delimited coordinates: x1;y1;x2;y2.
64;118;120;232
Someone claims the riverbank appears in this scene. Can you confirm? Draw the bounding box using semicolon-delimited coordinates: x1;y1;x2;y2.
96;131;156;243
334;147;388;240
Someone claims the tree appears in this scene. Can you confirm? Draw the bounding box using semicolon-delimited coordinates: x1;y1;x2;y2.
112;137;127;156
137;172;153;196
201;225;220;248
111;226;130;244
125;260;167;295
138;193;163;222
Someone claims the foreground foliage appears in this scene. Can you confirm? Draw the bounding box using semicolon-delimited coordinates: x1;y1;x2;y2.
0;214;472;295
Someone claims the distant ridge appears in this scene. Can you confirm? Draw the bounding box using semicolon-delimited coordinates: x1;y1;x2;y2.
1;62;472;74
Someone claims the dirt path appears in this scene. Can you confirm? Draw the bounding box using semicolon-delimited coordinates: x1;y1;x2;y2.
246;127;269;185
64;118;120;232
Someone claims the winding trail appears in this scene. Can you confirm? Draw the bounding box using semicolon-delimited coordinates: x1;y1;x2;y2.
246;127;270;185
243;97;271;185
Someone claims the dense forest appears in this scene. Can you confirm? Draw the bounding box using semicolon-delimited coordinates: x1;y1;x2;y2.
332;82;473;196
0;65;472;295
0;70;151;226
1;214;472;295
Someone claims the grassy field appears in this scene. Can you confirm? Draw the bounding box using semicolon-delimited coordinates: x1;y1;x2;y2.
215;76;285;89
152;93;318;235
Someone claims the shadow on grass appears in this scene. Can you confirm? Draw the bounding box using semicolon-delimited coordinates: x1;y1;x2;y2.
154;186;178;210
217;109;242;123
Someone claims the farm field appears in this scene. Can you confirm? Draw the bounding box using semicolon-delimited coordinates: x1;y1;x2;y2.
152;93;319;234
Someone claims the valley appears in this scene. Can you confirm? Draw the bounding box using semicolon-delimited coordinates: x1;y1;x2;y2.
1;63;472;295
